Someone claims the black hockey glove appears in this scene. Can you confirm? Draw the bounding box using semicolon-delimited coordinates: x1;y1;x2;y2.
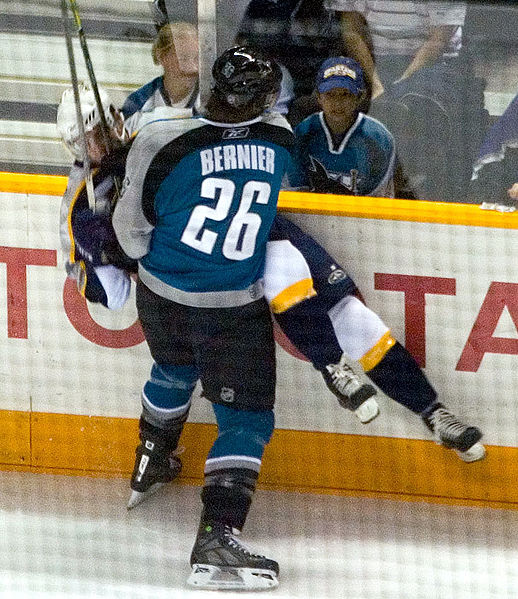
73;208;138;273
73;209;119;267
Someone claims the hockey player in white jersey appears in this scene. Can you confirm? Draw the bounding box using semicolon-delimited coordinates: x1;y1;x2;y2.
57;83;134;310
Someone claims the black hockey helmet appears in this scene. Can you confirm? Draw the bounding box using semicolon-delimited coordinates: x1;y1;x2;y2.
211;46;282;110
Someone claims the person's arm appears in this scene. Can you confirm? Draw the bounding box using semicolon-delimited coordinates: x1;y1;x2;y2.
368;128;396;198
339;11;384;98
112;130;156;260
63;173;132;310
286;124;312;190
396;24;457;83
112;117;200;259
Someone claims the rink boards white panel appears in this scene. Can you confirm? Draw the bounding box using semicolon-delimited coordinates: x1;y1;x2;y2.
2;176;518;508
1;187;518;445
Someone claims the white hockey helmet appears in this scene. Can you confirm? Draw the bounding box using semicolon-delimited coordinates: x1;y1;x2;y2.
56;83;123;159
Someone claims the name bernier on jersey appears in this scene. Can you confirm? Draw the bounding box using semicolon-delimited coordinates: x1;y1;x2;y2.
200;143;276;176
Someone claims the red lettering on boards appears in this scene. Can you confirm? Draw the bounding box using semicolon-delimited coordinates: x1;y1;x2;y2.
374;273;456;367
457;282;518;372
0;246;57;339
63;277;144;348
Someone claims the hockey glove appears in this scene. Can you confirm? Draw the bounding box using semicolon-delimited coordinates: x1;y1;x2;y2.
73;209;118;267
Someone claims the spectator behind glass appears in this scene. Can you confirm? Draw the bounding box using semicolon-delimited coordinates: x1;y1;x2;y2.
326;0;467;99
235;0;347;112
123;21;293;133
324;1;491;203
122;22;200;134
289;56;395;197
471;92;518;211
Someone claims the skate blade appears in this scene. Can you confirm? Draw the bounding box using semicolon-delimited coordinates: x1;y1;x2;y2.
354;397;380;424
187;564;278;591
455;442;486;463
127;482;167;510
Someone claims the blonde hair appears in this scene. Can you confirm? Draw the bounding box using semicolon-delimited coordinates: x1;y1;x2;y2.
152;22;198;65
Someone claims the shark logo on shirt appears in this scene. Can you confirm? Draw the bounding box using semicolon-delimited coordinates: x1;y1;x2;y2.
308;156;360;195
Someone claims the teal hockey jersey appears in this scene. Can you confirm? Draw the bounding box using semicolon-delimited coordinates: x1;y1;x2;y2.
113;112;294;307
290;111;395;197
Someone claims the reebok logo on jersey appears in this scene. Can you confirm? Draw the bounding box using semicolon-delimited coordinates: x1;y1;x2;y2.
222;127;249;140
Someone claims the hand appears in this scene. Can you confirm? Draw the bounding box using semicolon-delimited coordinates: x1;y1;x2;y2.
508;183;518;201
371;80;385;100
73;209;118;266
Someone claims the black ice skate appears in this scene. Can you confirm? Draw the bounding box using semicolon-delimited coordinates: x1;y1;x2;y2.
187;521;279;591
422;403;486;462
127;438;182;510
322;353;379;423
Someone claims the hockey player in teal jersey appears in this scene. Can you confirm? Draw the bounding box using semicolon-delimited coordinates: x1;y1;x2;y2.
113;46;291;591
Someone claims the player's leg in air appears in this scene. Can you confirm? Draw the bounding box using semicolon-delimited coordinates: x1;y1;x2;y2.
265;216;485;462
265;218;380;424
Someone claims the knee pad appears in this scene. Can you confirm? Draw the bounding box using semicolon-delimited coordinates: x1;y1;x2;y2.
328;296;395;369
142;362;198;427
315;274;358;310
264;239;316;313
206;404;275;473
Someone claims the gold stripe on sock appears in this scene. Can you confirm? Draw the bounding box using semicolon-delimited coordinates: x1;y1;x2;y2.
359;331;396;371
270;279;317;314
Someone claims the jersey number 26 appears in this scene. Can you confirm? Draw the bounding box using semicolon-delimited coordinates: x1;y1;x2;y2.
180;177;271;260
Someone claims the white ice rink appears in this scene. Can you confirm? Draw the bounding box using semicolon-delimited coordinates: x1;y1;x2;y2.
0;471;517;599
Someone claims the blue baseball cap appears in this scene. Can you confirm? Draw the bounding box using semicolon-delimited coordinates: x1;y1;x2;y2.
316;57;365;95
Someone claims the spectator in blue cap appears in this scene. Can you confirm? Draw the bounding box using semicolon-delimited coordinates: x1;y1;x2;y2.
289;56;395;197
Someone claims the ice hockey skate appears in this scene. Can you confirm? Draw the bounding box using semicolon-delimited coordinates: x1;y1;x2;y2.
187;521;279;591
322;353;379;423
422;403;486;462
127;439;182;510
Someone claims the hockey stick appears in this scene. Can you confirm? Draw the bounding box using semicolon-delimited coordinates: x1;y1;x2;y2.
61;0;96;210
67;0;112;156
67;0;122;199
